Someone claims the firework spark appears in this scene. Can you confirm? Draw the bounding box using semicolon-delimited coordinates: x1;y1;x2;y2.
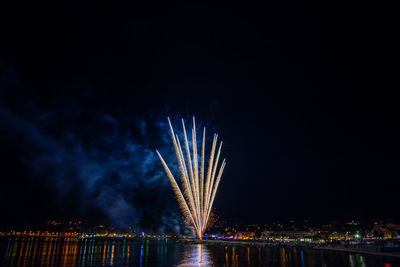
156;117;226;239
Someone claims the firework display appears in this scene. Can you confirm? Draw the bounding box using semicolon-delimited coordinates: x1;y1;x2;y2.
157;117;226;239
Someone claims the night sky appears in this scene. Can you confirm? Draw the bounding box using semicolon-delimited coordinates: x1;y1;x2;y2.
0;2;397;230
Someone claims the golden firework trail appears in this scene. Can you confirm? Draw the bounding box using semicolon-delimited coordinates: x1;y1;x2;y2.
156;117;226;239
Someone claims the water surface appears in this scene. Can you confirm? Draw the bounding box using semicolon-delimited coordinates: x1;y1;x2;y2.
1;237;399;266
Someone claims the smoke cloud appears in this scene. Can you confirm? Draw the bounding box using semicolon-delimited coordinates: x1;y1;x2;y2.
0;67;200;233
0;101;187;231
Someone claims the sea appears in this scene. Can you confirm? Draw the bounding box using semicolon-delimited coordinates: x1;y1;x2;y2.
1;237;399;266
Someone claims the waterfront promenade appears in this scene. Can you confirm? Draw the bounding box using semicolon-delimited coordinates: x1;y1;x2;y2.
177;239;400;258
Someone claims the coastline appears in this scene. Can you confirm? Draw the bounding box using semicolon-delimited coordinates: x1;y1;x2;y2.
177;239;400;259
314;246;400;259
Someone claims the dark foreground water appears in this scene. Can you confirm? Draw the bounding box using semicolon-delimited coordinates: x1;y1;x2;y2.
1;237;399;266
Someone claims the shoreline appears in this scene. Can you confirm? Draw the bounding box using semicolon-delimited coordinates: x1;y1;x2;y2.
177;239;400;259
314;246;400;259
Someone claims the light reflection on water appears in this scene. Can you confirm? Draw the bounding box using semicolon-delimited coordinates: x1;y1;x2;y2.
0;237;399;266
177;244;213;266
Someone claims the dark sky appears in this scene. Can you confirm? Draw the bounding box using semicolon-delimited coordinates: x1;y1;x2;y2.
0;2;397;230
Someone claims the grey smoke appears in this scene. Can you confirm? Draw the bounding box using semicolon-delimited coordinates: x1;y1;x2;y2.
0;99;186;232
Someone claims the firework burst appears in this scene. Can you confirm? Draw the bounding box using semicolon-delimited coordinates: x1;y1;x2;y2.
156;117;226;239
